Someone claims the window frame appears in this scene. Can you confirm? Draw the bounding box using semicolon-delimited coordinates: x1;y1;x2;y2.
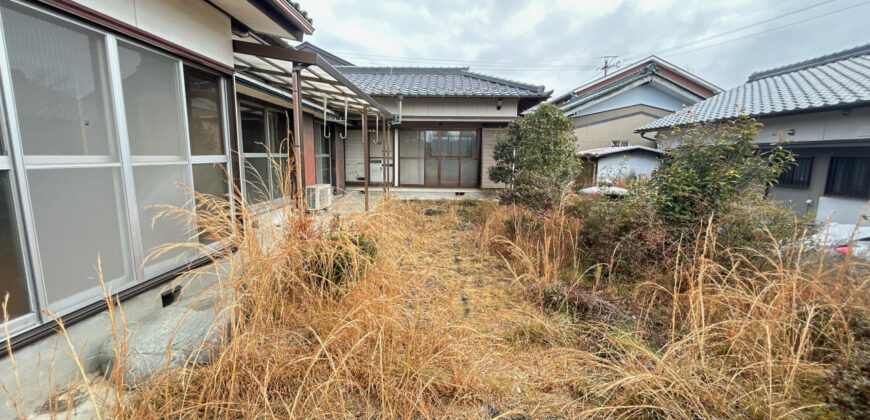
0;0;235;338
611;140;629;147
777;156;813;188
825;156;870;198
397;129;480;188
236;96;290;212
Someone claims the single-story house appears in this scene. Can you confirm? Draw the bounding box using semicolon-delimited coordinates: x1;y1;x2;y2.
0;0;391;415
636;44;870;226
331;63;552;194
578;145;663;185
550;56;721;150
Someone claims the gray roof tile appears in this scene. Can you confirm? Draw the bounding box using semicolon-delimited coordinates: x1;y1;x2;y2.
335;66;550;97
637;43;870;132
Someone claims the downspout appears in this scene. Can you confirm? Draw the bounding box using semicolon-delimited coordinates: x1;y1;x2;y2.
640;131;658;143
396;93;403;124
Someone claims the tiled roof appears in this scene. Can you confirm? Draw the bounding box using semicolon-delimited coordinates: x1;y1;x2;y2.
335;66;551;97
579;145;663;158
637;43;870;132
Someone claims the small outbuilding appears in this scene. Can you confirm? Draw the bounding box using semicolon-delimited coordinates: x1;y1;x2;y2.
578;145;663;185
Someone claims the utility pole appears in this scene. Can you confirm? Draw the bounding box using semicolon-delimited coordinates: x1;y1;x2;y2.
600;55;619;76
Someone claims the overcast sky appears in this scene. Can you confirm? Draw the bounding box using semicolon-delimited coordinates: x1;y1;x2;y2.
292;0;870;96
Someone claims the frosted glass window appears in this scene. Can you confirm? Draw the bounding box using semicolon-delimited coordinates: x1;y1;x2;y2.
400;159;423;185
426;131;439;157
2;3;115;157
133;165;194;275
443;131;460;157
425;159;438;185
400;130;423;158
244;157;270;204
460;160;479;187
26;167;132;312
184;67;224;156
0;171;30;319
460;132;478;158
441;160;459;185
119;43;185;157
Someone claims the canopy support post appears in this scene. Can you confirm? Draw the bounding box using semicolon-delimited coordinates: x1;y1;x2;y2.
291;65;306;212
362;108;369;211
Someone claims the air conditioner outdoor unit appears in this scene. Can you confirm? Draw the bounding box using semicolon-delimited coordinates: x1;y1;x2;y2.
306;184;333;211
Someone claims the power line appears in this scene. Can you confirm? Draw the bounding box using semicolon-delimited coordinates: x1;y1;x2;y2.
622;0;836;63
659;0;870;59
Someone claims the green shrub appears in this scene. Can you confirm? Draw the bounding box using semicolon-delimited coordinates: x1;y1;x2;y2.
489;104;580;211
649;115;795;228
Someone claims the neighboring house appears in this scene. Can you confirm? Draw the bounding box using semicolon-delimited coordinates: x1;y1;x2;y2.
0;1;389;415
636;44;870;225
579;146;663;185
295;41;355;66
333;65;552;192
551;56;721;150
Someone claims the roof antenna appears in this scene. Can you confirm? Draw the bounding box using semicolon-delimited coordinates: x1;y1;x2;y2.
322;95;331;139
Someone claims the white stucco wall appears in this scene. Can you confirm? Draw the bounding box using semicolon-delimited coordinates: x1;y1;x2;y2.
817;196;870;226
596;152;660;182
72;0;233;66
574;85;688;117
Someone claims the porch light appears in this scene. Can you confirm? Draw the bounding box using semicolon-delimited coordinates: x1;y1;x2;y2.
497;98;503;110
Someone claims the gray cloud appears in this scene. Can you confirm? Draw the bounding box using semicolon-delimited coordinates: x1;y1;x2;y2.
299;0;870;96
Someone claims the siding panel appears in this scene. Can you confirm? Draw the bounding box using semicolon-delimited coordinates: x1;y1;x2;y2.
481;128;505;189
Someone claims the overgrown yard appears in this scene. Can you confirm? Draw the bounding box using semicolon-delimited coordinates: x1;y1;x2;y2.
91;196;870;419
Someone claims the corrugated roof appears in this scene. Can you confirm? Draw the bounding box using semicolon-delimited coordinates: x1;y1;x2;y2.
579;145;663;158
295;42;353;66
637;43;870;132
335;66;551;97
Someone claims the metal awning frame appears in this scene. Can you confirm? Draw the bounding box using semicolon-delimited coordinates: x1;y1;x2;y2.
232;40;392;119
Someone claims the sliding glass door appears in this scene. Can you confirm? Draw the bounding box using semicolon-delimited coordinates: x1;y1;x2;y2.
400;129;479;187
239;99;291;206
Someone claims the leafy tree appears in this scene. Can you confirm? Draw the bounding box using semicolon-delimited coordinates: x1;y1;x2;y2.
489;104;579;210
649;115;795;227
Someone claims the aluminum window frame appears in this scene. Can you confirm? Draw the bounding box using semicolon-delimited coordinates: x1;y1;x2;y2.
236;97;290;213
0;0;234;338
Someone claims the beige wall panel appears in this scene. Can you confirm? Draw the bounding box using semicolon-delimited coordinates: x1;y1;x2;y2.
573;113;660;149
71;0;233;66
73;0;136;24
135;0;233;66
481;128;505;189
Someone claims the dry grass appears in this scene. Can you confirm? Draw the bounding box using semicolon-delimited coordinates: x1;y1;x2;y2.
4;172;869;418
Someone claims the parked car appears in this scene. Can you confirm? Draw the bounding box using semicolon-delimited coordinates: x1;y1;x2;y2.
811;223;870;262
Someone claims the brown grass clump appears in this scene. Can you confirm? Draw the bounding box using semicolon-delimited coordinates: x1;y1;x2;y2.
479;199;870;418
4;165;869;418
115;195;492;418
